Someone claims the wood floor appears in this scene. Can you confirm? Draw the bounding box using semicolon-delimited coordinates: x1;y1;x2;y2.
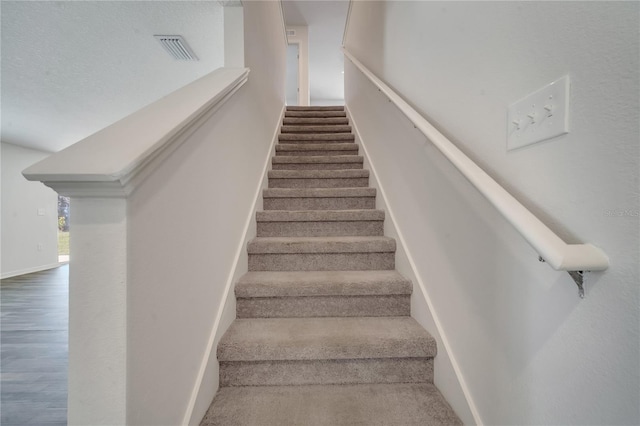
1;265;68;426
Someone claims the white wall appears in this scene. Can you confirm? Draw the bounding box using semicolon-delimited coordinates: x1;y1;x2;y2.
1;142;58;278
126;2;286;425
224;6;244;68
345;1;639;425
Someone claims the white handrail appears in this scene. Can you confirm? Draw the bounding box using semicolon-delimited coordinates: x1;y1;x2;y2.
279;0;289;46
343;48;609;283
342;0;353;48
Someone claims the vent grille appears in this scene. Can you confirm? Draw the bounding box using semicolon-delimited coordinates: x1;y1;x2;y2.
286;29;296;37
154;35;198;61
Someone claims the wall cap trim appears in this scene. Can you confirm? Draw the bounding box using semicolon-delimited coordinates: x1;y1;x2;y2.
23;67;249;198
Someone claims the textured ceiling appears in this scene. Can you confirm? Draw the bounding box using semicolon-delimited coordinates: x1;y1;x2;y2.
282;1;349;103
1;1;224;152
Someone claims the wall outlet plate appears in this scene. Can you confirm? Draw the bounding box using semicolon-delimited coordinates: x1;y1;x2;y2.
507;75;570;151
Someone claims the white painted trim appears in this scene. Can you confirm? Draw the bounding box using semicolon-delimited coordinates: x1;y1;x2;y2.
0;262;63;279
346;104;483;426
343;48;608;273
181;104;286;426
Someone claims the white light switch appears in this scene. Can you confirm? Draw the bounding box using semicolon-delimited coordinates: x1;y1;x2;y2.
37;208;46;216
507;75;570;150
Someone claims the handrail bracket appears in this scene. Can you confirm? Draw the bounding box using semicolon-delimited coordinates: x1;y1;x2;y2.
539;256;585;298
568;271;585;299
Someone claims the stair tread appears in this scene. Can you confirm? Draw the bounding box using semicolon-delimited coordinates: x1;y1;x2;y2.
201;383;461;426
257;209;382;222
272;155;363;164
268;169;368;179
248;236;396;254
217;316;435;361
236;270;411;298
279;133;354;141
276;143;357;151
283;117;349;125
281;125;352;133
263;187;375;198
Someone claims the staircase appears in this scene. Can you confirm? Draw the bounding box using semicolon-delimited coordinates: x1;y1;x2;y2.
200;106;461;425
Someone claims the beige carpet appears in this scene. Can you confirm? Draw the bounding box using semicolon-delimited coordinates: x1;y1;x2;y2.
201;106;461;426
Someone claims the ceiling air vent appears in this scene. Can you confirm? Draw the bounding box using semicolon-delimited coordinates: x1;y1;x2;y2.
154;35;198;61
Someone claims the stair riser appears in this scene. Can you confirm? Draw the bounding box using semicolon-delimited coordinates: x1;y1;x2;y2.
248;253;395;271
263;197;375;210
272;163;364;171
277;142;357;150
268;177;369;188
277;144;358;152
257;221;383;237
268;170;369;180
275;150;358;157
236;295;410;318
287;106;344;111
278;139;354;145
220;358;433;387
283;118;349;125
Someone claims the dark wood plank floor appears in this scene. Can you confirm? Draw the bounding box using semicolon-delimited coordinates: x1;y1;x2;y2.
1;265;68;426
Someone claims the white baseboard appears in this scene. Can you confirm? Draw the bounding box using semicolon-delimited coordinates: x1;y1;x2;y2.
1;262;63;279
346;105;482;426
181;104;286;426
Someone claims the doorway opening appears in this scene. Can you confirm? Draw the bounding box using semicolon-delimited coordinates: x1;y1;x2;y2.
57;195;70;263
286;43;299;106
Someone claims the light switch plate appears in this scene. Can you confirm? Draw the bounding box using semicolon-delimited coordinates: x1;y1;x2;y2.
37;208;45;216
507;75;570;150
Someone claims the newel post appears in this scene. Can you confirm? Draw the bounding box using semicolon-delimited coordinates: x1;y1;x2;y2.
22;178;132;424
67;195;128;425
30;182;131;425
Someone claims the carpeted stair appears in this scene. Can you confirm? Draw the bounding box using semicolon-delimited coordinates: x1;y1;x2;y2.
201;106;461;425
